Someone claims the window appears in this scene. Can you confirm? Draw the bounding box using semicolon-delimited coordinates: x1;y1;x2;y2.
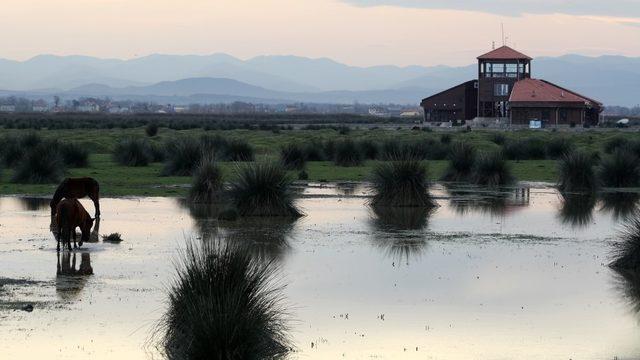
506;64;517;77
494;84;509;96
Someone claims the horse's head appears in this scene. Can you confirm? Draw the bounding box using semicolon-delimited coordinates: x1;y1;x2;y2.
81;217;95;242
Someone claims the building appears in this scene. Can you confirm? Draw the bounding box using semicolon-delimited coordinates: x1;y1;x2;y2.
420;45;602;127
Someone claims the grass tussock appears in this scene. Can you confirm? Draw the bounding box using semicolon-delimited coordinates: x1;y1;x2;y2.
545;137;573;159
12;141;64;184
611;216;640;270
370;158;436;208
155;240;290;360
471;151;513;187
229;162;302;217
279;143;306;170
59;142;89;168
113;138;152;167
225;139;255;162
598;149;640;188
145;123;159;137
189;157;224;203
334;139;363;167
102;233;123;243
557;151;598;193
162;138;203;176
441;142;476;182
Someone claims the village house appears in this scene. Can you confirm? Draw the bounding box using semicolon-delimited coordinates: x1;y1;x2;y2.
420;46;603;127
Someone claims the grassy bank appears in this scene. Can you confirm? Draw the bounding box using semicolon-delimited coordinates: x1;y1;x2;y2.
0;153;557;196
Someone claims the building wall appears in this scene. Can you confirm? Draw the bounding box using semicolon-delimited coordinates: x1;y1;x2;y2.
421;80;477;124
477;59;530;117
511;106;586;126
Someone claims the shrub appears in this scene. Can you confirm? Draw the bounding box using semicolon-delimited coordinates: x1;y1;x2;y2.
60;142;89;168
490;132;507;145
381;140;402;160
162;138;202;176
370;158;435;208
156;240;290;360
19;132;42;148
218;207;239;221
229;162;302;217
598;149;640;188
441;142;476;182
503;138;546;160
224;139;254;161
200;134;228;159
1;136;25;167
471;151;514;187
440;133;452;144
113;138;152;167
611;215;640;270
145;122;159;137
302;142;325;161
12;141;64;184
557;151;598;192
604;136;630;154
148;142;167;162
334;139;363;167
322;140;336;160
298;170;309;180
189;157;224;203
358;139;379;160
546;137;572;159
279;144;306;170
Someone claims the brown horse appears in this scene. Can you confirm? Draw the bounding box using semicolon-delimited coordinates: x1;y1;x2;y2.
50;177;100;218
55;199;95;251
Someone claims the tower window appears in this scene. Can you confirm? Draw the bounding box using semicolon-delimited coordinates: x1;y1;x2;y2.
494;84;509;96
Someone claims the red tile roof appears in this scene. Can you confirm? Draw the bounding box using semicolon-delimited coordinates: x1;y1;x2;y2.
477;46;532;60
509;78;601;106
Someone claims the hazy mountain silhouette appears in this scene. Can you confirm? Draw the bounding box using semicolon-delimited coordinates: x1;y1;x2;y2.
0;53;637;105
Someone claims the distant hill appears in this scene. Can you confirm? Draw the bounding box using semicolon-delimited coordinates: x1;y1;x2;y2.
0;53;637;105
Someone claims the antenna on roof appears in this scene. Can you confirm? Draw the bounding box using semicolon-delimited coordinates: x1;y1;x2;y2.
501;23;505;46
492;41;495;50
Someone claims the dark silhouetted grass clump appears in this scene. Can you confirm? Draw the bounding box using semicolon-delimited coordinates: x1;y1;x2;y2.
189;157;224;203
0;136;24;167
156;240;290;360
334;139;363;167
12;141;65;184
162;138;202;176
280;143;306;170
441;142;476;182
358;139;379;160
145;122;159;137
229;162;302;217
503;138;546;160
370;158;435;208
490;132;507;145
598;149;640;188
604;136;630;154
471;151;514;187
546;137;573;159
113;138;152;167
302;142;325;161
59;142;89;168
148;142;167;162
611;216;640;270
224;139;254;161
102;233;123;243
557;151;598;193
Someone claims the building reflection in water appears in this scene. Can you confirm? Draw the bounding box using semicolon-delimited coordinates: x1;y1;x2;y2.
447;185;530;217
56;252;93;300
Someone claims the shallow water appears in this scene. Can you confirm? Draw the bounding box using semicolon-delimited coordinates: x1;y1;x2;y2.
1;185;639;359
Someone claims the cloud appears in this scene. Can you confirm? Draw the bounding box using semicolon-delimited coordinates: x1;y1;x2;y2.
340;0;640;18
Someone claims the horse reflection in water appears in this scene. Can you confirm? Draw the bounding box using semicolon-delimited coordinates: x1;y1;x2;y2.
56;252;93;300
369;206;435;266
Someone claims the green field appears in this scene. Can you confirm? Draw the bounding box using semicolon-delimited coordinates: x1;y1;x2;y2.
0;126;634;197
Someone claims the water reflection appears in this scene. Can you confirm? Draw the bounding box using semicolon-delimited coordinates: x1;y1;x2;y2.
56;252;93;300
369;206;434;265
612;268;640;318
600;192;640;221
447;186;530;217
336;182;361;196
177;199;221;240
18;197;50;211
558;192;597;228
219;218;296;262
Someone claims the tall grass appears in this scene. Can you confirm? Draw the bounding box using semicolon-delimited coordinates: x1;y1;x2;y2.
334;139;363;167
229;162;302;217
604;136;630;154
302;142;325;161
503;138;546;160
358;139;379;160
545;137;572;159
471;151;514;187
156;240;290;360
224;139;255;161
12;141;64;184
557;151;598;193
370;158;435;208
598;149;640;188
162;138;203;176
611;215;640;270
59;142;89;168
189;157;224;203
280;143;306;170
441;142;476;182
113;138;152;166
145;122;159;137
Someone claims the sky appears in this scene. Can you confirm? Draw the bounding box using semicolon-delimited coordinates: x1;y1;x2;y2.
1;0;639;67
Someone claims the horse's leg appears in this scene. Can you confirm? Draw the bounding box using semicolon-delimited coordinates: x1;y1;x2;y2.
72;228;77;249
66;228;72;251
90;190;100;218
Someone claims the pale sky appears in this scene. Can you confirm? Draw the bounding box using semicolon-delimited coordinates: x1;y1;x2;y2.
1;0;639;67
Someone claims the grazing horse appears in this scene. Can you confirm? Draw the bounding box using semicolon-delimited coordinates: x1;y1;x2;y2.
55;199;95;252
50;177;100;218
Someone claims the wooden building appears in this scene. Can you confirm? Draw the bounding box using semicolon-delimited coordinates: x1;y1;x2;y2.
420;45;603;126
419;80;477;124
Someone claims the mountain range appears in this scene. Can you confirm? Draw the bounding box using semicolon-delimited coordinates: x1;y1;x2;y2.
0;53;638;106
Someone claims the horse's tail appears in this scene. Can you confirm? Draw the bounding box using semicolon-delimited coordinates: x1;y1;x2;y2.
57;203;69;241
